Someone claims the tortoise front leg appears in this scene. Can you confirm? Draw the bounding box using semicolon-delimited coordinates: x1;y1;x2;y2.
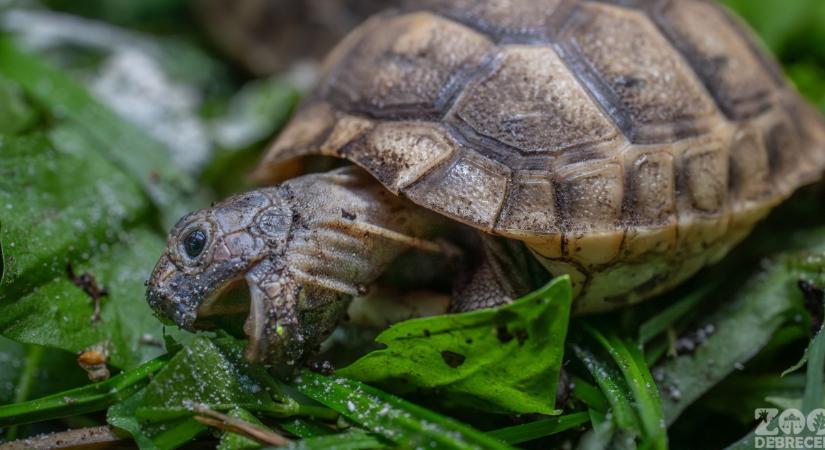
449;235;538;312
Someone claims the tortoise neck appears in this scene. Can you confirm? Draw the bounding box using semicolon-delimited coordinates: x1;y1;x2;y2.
280;166;444;296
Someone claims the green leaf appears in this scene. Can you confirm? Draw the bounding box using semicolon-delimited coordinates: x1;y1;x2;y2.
296;370;515;450
0;75;36;134
0;37;202;228
0;225;172;369
0;127;173;368
338;276;573;415
105;336;344;449
218;407;267;450
107;389;159;450
136;337;286;420
108;388;208;450
0;37;206;371
107;337;294;450
0;132;148;302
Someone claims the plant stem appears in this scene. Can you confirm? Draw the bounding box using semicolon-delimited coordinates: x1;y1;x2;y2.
192;404;291;446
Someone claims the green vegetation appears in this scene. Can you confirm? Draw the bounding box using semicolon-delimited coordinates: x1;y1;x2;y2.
1;1;824;449
339;277;572;415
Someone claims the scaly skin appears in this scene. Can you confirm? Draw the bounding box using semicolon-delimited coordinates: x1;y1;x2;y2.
146;167;443;364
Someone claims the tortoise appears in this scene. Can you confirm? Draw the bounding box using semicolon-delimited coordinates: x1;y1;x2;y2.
148;0;825;364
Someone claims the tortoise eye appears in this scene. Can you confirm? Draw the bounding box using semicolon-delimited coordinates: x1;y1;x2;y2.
183;229;208;258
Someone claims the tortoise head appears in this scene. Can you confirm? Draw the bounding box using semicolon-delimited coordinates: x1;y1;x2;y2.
147;167;433;364
146;189;295;358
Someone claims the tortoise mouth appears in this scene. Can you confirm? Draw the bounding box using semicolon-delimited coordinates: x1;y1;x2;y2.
194;277;252;338
193;275;272;362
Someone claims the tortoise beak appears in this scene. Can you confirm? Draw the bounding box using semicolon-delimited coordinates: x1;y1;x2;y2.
146;288;200;331
146;255;200;330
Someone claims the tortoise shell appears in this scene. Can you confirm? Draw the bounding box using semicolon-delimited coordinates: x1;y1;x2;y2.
255;0;825;312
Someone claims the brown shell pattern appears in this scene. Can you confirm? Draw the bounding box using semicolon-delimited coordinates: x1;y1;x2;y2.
257;0;825;311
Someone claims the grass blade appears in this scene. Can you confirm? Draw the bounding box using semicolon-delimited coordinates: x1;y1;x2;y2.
0;355;168;427
284;429;388;450
583;325;667;450
151;418;208;450
486;412;590;445
295;370;514;450
574;409;614;450
570;377;609;413
571;345;640;433
279;418;336;439
638;282;717;345
655;253;823;424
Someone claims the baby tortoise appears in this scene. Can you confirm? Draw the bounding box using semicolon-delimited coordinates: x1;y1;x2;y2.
148;0;825;364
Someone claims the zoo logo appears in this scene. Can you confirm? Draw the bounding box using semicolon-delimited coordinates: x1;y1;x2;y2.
754;408;825;449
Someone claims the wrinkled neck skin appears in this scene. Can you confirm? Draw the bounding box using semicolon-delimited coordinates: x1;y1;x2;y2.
247;168;443;363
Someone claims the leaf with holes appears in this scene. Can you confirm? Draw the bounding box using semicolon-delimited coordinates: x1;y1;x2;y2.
338;277;572;415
